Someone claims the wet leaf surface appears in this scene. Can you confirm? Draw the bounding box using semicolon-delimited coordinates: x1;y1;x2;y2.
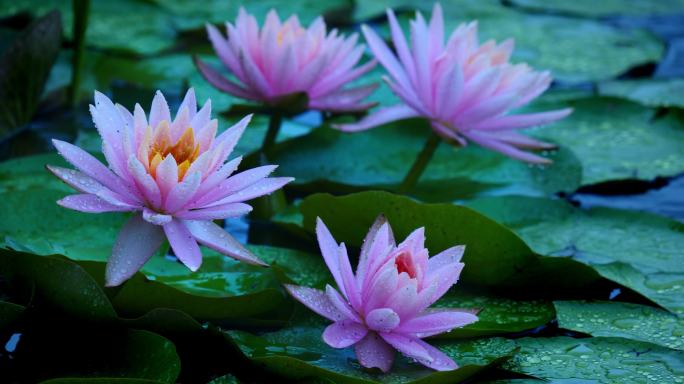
554;300;684;350
598;79;684;108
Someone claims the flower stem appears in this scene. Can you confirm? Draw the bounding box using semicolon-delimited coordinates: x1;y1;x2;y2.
69;0;90;106
261;112;282;155
396;133;441;195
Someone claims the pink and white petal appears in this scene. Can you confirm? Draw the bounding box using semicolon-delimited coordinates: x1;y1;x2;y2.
428;3;445;58
52;140;137;202
356;215;390;286
58;194;135;213
361;24;411;91
333;104;418;132
128;156;162;209
310;59;376;98
387;8;417;86
337;243;362;311
213;114;252;153
215;165;278;196
494;131;557;150
195;119;218;153
178;88;197;118
316;218;345;296
205;177;293;206
149;90;172;129
163;219;203;271
410;338;458;371
472;108;572;132
465;131;552;164
154;155;178;198
309;84;379;112
206;23;245;79
165;172;201;213
427;245;465;273
322;320;368;348
284;284;346;322
363;265;399;313
191;99;213;136
106;214;165;287
47;165;136;208
184;219;268;266
194;57;256;100
366;308;400;332
142;207;173;225
399;310;478;338
379;333;433;363
177;202;252;220
192;156;242;202
410;16;433;106
355;332;395;373
325;285;362;323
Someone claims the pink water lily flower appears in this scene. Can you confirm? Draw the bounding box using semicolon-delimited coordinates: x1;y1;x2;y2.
48;89;293;286
196;8;378;112
286;216;477;372
335;4;572;164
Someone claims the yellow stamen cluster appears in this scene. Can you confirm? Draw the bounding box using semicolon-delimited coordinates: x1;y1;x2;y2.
148;124;200;180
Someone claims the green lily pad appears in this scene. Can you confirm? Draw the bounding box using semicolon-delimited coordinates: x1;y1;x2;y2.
598;79;684;109
554;300;684;350
299;191;598;290
0;300;26;328
0;11;61;138
527;97;684;185
509;0;684;17
0;0;176;55
206;374;240;384
352;0;509;22
227;322;517;384
273;122;581;201
503;336;684;383
466;196;684;316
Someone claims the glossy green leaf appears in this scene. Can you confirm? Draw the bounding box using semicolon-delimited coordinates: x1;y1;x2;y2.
509;0;684;17
528;97;684;184
466;196;684;316
0;11;61;138
0;0;176;55
503;336;684;383
300;191;598;290
599;79;684;108
554;301;684;350
273;122;581;201
227;322;517;384
0;300;25;328
154;0;353;31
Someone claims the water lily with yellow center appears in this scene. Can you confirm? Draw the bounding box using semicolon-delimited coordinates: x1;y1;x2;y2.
48;89;293;286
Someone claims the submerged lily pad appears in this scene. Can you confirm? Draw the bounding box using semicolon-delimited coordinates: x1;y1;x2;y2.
598;79;684;108
273;122;581;201
467;196;684;316
509;0;684;17
528;97;684;185
227;321;517;384
503;336;684;383
300;191;598;290
554;300;684;350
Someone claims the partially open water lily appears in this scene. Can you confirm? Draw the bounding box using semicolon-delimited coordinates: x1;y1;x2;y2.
335;4;572;164
286;216;477;372
197;7;378;113
49;89;293;286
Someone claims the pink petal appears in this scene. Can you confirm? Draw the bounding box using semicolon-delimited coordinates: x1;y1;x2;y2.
128;156;162;209
179;88;197;118
356;215;391;287
154;155;178;198
428;4;444;58
164;219;203;271
142;207;173;225
58;194;134;213
410;338;458;371
325;285;361;323
205;177;293;206
165;172;201;213
473;108;573;131
337;243;362;311
316;218;344;297
322;320;368;348
361;24;411;91
106;214;165;287
184;219;267;266
52;139;137;203
193;156;242;201
333;104;418;132
387;8;417;87
284;284;346;322
355;332;395;373
47;165;136;208
206;23;245;80
364;265;399;313
427;245;465;273
399;310;478;338
366;308;400;332
177;202;252;220
380;332;433;363
465;131;551;164
194;56;255;100
149;90;171;129
494;131;557;150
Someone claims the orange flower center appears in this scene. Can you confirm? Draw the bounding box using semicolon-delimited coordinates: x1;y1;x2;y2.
148;126;200;180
